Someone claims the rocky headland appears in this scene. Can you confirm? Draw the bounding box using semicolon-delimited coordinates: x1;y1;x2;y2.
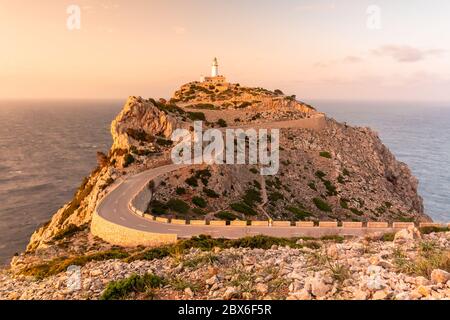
1;81;444;300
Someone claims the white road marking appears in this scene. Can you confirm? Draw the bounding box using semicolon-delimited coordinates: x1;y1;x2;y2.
119;216;126;221
168;228;181;232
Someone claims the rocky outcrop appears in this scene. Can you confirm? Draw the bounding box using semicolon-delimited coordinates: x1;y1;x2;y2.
25;166;119;253
2;230;449;300
150;117;428;223
20;83;429;265
25;96;182;253
111;96;179;152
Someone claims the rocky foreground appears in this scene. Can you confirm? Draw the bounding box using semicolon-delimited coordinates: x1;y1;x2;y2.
1;227;448;300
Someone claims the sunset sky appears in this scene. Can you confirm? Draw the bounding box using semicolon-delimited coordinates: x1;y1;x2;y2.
1;0;450;101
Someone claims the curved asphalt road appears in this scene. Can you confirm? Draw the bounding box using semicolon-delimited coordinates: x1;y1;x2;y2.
96;115;387;239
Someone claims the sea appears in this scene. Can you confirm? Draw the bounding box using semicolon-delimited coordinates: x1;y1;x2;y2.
0;99;449;265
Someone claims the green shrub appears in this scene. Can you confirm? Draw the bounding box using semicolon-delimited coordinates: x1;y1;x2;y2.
123;153;135;167
249;168;259;174
101;273;165;300
176;187;186;195
287;206;312;220
243;188;262;207
337;175;345;184
126;128;154;142
420;226;450;234
315;170;326;179
231;202;257;216
253;180;261;189
150;200;168;215
125;247;172;263
350;208;363;216
192;196;207;208
381;233;395;241
21;250;129;280
323;180;337;196
194;169;211;185
217;119;227;127
167;199;190;214
185;176;198;187
313;198;332;212
53;224;88;241
340;198;349;209
308;182;317;191
215;211;237;221
203;188;220;198
59;178;94;224
269;192;284;202
156;137;173;147
188;112;206;121
274;89;284;95
319;151;332;159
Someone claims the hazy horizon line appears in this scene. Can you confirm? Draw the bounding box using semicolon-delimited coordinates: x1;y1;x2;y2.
1;97;450;105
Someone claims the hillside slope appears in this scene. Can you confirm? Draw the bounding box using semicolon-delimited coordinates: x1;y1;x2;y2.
24;84;429;254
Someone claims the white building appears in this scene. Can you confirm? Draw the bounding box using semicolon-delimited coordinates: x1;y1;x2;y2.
211;57;219;77
200;57;227;84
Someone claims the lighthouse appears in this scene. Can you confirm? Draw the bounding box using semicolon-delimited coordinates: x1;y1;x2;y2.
211;57;219;77
200;58;227;84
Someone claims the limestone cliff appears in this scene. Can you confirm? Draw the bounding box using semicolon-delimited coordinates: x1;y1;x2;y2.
23;84;430;254
26;96;182;252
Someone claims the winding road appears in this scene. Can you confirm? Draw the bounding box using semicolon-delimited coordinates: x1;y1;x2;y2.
94;115;399;243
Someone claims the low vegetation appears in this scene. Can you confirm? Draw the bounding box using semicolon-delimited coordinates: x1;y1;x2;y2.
123;153;135;167
393;241;450;278
313;198;332;212
230;202;257;216
192;196;207;208
187;112;206;121
21;249;129;280
53;224;88;241
319;151;332;159
203;187;220;198
215;211;237;221
166;199;190;214
101;273;165;300
420;226;450;234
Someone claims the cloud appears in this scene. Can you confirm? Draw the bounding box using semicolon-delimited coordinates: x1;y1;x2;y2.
342;56;363;64
314;55;363;68
173;26;187;35
371;45;445;62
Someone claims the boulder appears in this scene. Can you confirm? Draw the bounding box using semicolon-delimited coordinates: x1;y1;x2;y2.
223;286;240;300
430;269;450;284
309;277;332;298
255;283;269;295
394;226;422;243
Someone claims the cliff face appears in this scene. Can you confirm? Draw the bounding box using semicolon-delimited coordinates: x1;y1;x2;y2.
26;96;181;252
150;118;427;223
110;96;179;152
23;85;429;254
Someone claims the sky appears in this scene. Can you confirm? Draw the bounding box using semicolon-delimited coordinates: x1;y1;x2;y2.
1;0;450;101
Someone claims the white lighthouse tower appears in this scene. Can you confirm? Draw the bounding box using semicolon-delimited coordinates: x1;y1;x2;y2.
211;57;219;77
200;57;227;84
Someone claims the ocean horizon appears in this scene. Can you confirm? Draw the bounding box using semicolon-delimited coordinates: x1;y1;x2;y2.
0;98;449;265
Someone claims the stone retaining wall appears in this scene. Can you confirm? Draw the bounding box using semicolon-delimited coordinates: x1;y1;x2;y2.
91;212;177;247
